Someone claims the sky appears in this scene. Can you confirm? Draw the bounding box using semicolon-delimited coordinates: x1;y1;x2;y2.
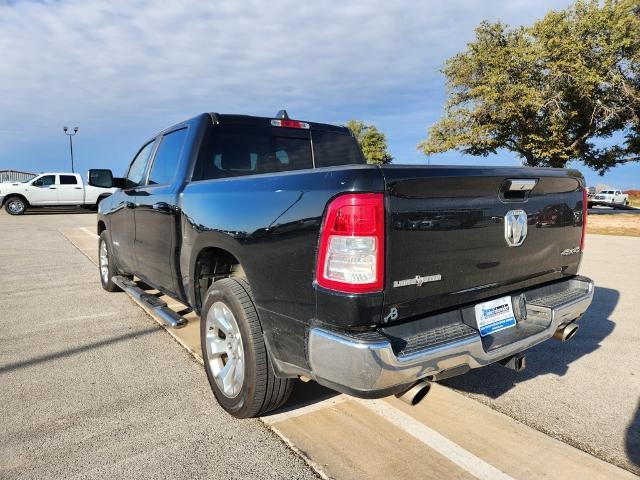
0;0;638;190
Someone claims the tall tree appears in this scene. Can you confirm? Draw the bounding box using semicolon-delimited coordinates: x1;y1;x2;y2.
419;0;640;174
346;120;393;165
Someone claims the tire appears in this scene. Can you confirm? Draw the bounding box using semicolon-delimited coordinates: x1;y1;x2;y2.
4;196;27;215
200;277;294;418
98;231;124;292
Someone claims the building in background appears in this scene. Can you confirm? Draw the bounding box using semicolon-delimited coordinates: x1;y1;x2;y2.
0;170;36;183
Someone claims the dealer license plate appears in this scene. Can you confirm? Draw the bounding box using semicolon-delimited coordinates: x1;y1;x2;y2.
474;296;517;337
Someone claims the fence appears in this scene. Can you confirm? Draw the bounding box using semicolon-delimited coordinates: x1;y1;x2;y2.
0;170;36;183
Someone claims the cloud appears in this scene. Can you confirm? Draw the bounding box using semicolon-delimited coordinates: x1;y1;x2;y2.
0;0;573;172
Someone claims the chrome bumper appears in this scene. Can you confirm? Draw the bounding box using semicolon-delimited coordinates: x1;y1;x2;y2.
308;276;594;396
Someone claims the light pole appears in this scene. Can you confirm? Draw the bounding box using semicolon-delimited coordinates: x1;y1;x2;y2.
63;126;78;173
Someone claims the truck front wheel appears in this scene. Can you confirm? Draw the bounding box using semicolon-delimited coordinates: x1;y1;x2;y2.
4;197;27;215
200;278;294;418
98;231;125;292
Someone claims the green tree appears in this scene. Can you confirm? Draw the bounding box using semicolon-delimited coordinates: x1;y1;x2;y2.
346;120;393;165
419;0;640;174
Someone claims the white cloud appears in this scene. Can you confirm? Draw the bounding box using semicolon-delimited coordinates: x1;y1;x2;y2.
0;0;572;170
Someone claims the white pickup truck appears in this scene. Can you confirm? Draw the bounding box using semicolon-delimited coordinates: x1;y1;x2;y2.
592;189;629;206
0;172;117;215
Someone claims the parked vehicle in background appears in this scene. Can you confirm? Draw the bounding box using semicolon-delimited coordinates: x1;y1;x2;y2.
92;111;594;418
592;189;629;206
0;172;117;215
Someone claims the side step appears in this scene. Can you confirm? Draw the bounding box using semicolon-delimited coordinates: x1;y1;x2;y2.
112;275;189;329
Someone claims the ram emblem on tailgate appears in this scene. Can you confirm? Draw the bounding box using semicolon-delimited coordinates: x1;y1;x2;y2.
504;210;528;247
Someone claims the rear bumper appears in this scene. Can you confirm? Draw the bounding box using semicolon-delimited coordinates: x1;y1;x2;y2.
308;276;594;397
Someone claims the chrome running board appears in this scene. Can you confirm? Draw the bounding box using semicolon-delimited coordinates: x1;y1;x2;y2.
112;275;188;329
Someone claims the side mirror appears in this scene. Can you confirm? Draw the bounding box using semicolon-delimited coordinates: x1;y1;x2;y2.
88;169;118;188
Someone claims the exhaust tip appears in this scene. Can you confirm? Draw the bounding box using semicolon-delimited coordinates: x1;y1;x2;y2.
554;323;579;342
395;380;431;406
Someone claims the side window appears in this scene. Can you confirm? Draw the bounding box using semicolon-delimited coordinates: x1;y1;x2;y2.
126;141;155;189
32;175;55;187
148;128;188;185
60;175;78;185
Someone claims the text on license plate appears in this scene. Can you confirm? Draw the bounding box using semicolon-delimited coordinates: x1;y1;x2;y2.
474;296;517;337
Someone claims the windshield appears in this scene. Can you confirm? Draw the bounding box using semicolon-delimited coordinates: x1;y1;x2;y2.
601;190;614;194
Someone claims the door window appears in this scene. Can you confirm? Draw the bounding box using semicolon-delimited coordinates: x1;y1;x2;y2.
126;141;155;189
32;175;55;187
60;175;78;185
147;128;188;185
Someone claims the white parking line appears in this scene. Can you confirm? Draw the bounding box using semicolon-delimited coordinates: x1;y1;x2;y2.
262;395;348;425
80;227;98;238
356;398;514;480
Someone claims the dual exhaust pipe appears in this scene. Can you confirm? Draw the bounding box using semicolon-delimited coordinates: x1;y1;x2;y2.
393;322;579;407
395;380;431;406
553;322;579;342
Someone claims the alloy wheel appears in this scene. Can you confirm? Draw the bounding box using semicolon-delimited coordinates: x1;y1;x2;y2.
205;301;245;398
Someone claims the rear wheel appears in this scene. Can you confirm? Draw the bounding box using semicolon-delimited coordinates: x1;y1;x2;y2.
200;278;294;418
4;197;26;215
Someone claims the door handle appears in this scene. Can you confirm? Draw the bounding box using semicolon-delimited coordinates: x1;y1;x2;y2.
124;201;135;209
49;187;57;189
152;202;173;213
74;187;82;190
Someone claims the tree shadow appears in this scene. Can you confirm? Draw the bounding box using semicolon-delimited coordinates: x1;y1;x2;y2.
442;286;618;398
627;400;640;469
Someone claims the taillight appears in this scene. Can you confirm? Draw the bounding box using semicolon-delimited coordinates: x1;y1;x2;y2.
316;193;384;293
581;187;588;251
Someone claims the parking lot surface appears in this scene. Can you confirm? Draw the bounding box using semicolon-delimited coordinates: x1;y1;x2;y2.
1;209;638;479
0;210;318;480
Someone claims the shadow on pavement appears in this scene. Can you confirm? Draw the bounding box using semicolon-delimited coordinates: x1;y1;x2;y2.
0;327;158;374
442;286;618;398
265;380;339;418
627;401;640;468
22;207;96;215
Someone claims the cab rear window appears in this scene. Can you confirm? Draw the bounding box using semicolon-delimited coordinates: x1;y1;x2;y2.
193;125;363;181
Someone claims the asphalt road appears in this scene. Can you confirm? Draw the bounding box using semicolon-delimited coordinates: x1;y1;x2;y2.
0;210;317;480
444;233;640;474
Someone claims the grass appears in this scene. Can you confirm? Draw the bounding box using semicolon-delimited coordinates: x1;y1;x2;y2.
587;214;640;237
629;198;640;208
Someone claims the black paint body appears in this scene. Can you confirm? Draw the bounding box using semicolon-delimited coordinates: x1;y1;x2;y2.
98;113;586;377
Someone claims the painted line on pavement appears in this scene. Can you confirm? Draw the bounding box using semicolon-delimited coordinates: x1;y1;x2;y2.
356;398;514;480
79;226;99;238
262;395;348;425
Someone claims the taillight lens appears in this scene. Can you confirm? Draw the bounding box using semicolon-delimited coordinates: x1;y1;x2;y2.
580;187;588;251
316;193;384;293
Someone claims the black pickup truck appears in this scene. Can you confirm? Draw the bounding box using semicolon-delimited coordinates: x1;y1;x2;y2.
92;112;594;418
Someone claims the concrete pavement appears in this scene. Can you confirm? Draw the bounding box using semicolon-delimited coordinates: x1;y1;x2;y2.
0;210;318;480
444;234;640;474
2;209;638;479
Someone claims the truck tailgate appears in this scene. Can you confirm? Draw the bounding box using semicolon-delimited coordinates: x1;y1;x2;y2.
380;165;585;322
